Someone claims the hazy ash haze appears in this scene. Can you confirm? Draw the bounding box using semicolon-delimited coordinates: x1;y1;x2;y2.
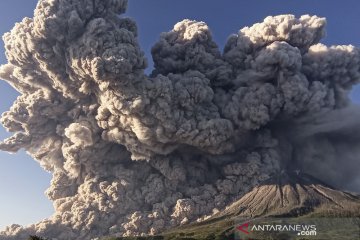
0;0;360;239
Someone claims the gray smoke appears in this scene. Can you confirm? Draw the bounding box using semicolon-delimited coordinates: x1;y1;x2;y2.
0;1;360;239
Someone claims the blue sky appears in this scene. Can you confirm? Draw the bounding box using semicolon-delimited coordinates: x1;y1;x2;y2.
0;0;360;230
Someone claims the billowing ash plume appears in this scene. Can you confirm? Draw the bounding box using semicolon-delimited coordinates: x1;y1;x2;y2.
0;0;360;239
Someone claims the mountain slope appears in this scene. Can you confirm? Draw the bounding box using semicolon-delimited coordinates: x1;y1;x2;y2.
218;172;360;219
103;172;360;240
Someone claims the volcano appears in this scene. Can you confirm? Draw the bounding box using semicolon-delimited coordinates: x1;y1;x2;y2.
218;171;360;219
116;172;360;240
2;0;360;239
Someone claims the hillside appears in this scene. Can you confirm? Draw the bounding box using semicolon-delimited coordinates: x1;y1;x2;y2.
102;172;360;240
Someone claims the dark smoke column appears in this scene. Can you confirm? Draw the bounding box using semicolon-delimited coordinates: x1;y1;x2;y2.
1;0;360;239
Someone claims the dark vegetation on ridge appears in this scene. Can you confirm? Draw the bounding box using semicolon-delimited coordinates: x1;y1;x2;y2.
28;236;47;240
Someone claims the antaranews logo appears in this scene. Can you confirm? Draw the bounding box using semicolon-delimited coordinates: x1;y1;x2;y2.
237;222;250;235
235;217;360;240
236;221;317;239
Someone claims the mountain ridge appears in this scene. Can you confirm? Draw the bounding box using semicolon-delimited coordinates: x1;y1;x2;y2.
102;172;360;239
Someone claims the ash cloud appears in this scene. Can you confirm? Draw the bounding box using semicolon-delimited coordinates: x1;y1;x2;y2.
0;0;360;239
